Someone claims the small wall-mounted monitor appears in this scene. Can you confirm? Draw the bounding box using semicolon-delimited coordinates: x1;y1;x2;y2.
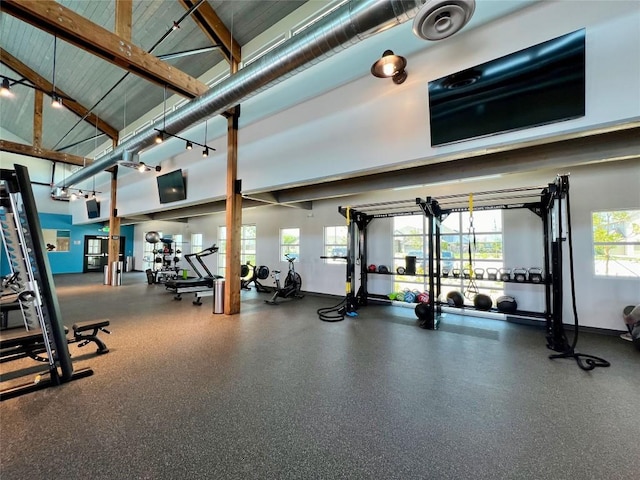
86;198;100;219
428;29;586;146
157;169;187;204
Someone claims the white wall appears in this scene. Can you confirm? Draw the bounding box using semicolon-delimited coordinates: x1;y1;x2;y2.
99;0;640;221
2;151;72;215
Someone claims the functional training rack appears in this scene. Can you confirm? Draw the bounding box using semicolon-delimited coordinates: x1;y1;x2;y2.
337;177;567;345
0;164;94;399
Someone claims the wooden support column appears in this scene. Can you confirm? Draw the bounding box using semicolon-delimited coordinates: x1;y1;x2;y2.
115;0;132;41
33;89;43;148
224;105;242;314
107;165;121;285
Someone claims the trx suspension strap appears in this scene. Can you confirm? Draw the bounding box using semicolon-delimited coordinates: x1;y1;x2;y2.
465;193;479;298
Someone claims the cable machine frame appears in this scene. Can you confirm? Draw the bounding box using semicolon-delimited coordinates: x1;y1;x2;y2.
338;178;566;338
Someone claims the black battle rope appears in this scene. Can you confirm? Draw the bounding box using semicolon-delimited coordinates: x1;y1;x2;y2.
549;187;610;370
317;298;348;322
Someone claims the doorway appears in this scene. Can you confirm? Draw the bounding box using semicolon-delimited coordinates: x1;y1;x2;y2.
83;235;125;273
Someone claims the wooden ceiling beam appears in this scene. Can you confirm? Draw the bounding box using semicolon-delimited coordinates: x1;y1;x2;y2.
178;0;241;65
2;0;209;98
0;47;120;141
0;139;92;167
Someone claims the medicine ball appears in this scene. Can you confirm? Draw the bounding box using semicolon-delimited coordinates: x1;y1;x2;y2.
404;291;417;303
496;295;518;313
474;293;492;311
378;265;389;274
446;290;464;307
388;292;397;300
395;291;405;302
415;302;431;320
145;231;160;244
417;292;430;303
368;264;377;273
256;266;270;280
396;266;406;275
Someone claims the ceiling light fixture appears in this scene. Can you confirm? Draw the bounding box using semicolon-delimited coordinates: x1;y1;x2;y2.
202;147;209;158
155;131;164;144
0;77;12;97
50;35;64;108
51;93;63;108
138;162;147;173
186;141;193;150
371;50;408;85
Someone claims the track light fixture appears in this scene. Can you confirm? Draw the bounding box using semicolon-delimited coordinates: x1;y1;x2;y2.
0;77;12;97
152;128;214;154
138;162;147;172
51;93;63;108
371;50;408;85
202;147;209;158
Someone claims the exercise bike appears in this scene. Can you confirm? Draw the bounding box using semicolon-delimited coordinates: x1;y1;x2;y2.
265;254;303;305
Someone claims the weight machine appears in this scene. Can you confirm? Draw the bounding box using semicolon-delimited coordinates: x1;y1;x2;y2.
0;165;96;399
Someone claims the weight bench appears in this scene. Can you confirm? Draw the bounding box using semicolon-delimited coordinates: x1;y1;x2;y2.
71;320;110;354
0;319;110;363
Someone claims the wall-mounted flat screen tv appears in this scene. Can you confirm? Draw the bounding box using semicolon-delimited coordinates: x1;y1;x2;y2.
428;29;586;146
157;169;187;204
86;198;100;219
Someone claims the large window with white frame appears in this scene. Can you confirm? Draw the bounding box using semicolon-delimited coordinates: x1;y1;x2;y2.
217;225;257;276
280;227;300;261
592;209;640;278
324;225;348;264
191;233;203;254
391;210;504;303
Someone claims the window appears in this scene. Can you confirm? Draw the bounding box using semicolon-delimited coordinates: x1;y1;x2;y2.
324;226;348;264
191;233;203;254
218;225;257;276
392;215;425;292
391;210;505;303
173;234;184;260
440;210;504;303
592;209;640;278
280;228;300;261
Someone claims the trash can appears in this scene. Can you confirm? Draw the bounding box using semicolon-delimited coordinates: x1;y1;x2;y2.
125;256;133;272
213;278;225;314
111;261;123;286
104;265;110;285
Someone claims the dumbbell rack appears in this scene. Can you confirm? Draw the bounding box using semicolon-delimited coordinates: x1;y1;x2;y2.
1;164;92;399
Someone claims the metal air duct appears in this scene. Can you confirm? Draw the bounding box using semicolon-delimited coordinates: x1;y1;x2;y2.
58;0;423;188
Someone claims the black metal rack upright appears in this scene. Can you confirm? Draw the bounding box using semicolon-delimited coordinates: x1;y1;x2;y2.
1;164;93;399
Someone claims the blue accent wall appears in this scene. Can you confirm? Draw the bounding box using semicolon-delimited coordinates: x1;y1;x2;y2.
1;213;134;276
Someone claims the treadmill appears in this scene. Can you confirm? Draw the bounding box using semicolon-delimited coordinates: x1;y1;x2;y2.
164;245;221;300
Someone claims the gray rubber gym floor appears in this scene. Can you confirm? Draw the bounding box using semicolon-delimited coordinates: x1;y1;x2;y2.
1;272;638;480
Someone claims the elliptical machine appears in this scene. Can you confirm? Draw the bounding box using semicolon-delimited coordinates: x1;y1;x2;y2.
265;254;303;305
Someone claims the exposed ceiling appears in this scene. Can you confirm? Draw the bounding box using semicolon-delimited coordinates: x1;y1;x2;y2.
0;0;307;158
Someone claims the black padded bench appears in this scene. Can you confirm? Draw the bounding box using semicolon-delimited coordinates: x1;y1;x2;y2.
0;319;110;362
0;327;65;363
72;320;110;354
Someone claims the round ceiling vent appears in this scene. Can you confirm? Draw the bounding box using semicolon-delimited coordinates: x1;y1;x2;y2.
412;0;476;41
